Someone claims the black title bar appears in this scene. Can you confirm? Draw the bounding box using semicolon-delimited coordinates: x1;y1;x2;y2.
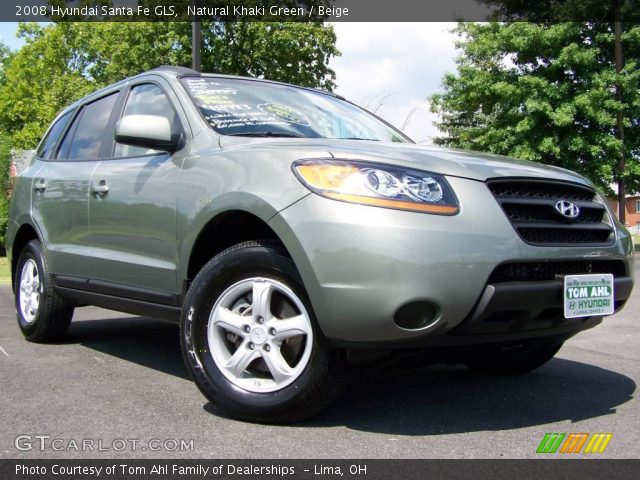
1;459;640;480
3;0;640;22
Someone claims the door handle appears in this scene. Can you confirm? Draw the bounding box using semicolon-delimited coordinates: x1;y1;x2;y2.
91;181;109;196
34;180;47;192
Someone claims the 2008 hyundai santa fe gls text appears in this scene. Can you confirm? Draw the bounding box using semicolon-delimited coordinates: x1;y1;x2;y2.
7;66;635;423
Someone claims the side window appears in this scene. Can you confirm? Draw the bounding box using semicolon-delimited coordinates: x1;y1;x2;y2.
36;110;73;159
56;110;81;160
114;83;180;158
59;92;118;161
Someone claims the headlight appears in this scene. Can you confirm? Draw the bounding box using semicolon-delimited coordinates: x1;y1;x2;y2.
292;159;459;215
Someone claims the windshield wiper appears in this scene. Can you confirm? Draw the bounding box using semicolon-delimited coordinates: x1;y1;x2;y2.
226;133;381;141
340;137;381;141
227;132;304;138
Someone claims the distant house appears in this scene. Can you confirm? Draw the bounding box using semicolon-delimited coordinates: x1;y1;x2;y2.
11;150;35;176
609;194;640;234
7;150;35;197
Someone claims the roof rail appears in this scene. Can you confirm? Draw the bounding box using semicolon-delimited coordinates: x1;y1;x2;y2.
308;88;345;100
151;65;200;75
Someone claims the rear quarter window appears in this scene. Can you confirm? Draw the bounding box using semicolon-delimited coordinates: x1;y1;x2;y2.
36;110;73;159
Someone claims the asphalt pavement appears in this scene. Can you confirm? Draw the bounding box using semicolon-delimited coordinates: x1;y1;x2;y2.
0;268;638;459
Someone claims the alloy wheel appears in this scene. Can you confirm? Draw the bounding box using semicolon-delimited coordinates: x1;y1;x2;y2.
19;259;41;323
207;277;313;393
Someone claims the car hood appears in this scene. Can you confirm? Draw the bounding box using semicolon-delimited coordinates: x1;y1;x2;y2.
218;137;594;187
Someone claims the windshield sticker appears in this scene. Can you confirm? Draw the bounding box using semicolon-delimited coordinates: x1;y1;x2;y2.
257;103;310;126
195;95;234;105
198;100;309;131
185;79;239;98
184;79;314;131
205;111;290;130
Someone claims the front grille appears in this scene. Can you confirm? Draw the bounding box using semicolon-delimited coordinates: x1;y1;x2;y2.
488;260;627;283
488;179;614;246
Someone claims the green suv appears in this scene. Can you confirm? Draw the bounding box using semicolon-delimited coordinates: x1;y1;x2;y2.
7;67;635;423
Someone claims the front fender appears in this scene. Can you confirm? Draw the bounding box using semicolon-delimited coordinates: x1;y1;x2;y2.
176;191;306;285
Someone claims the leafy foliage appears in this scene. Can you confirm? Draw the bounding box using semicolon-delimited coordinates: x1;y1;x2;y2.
430;22;640;194
0;42;11;85
0;24;97;149
200;22;338;90
480;0;639;23
0;42;13;253
0;131;12;254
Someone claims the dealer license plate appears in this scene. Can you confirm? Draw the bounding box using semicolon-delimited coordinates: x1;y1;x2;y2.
564;274;614;319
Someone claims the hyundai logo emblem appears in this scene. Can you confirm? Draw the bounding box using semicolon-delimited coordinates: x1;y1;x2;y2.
555;200;580;219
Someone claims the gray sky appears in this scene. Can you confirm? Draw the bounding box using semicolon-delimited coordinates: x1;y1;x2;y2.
0;22;459;143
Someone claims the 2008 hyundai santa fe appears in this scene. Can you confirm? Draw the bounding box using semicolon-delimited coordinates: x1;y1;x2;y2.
6;66;635;422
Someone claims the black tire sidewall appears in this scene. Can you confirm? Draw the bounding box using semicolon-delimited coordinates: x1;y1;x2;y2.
181;244;333;421
14;241;48;335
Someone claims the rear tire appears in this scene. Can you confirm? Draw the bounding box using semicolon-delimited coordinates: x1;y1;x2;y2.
180;241;349;423
464;341;563;375
14;240;74;342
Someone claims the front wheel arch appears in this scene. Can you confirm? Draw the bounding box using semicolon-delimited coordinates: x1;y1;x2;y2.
180;240;349;423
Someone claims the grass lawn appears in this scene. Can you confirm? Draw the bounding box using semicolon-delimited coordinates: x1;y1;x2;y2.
0;256;11;284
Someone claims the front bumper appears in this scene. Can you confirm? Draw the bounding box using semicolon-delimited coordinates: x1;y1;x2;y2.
269;176;634;345
435;275;633;347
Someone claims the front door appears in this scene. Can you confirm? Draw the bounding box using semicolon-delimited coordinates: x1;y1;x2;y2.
87;81;186;297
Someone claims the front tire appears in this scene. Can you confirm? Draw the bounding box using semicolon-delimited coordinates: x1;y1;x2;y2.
14;240;74;342
180;241;348;423
464;341;564;375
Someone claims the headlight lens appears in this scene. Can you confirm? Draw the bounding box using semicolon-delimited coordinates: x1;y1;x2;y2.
292;159;459;215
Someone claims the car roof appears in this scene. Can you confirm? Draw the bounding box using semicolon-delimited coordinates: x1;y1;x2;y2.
58;65;345;119
171;69;345;101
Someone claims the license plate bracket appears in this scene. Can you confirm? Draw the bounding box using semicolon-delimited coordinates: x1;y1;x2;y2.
564;274;614;319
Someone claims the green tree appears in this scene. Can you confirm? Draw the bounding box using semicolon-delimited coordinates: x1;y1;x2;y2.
0;131;13;254
200;22;338;90
480;0;639;23
67;22;338;90
430;22;640;194
0;41;15;253
0;24;96;149
0;21;339;149
0;41;12;85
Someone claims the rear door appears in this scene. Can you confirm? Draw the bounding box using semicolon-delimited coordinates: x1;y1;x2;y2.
32;92;120;278
87;78;186;300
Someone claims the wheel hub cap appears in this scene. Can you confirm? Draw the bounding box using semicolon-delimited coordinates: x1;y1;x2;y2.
250;327;267;345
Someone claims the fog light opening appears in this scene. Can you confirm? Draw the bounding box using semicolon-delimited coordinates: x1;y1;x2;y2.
394;301;440;330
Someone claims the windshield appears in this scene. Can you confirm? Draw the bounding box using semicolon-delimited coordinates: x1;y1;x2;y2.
180;77;411;143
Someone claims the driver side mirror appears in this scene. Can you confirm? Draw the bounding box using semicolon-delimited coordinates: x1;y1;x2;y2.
115;114;182;152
